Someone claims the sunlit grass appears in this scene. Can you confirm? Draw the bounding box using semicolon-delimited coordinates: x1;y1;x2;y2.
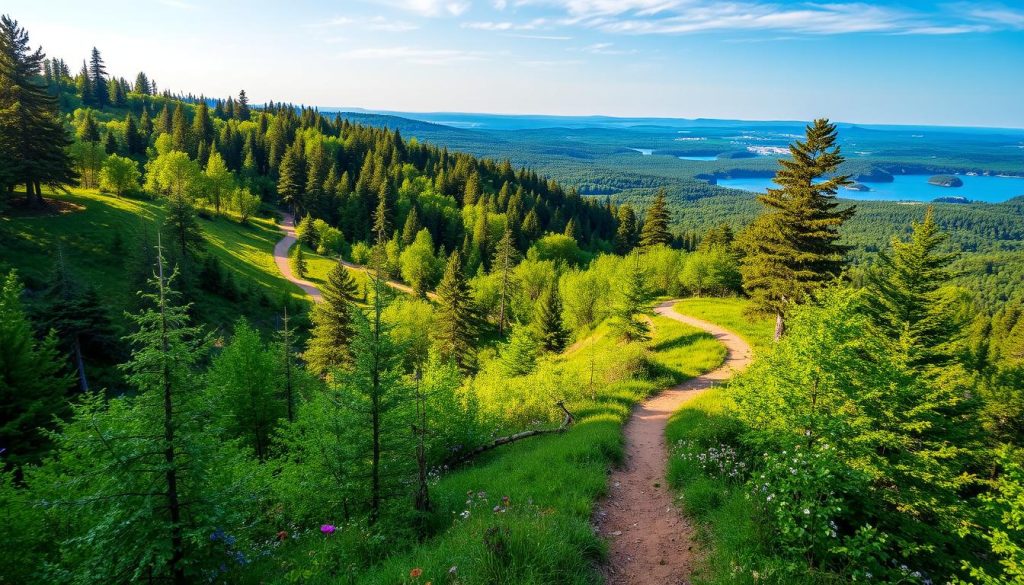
673;297;774;353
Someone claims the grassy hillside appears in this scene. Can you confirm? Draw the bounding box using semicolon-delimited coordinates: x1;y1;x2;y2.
247;315;726;584
0;188;308;336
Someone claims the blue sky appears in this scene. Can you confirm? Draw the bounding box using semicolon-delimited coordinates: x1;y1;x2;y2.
8;0;1024;127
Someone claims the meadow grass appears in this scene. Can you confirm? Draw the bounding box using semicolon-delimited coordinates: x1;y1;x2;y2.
673;297;774;353
333;315;727;584
0;188;308;332
664;303;833;585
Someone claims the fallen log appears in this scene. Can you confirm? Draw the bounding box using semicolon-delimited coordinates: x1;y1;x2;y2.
443;401;575;468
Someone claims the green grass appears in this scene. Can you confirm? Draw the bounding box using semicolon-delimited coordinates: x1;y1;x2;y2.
663;302;834;584
0;188;308;333
673;297;774;353
267;314;727;584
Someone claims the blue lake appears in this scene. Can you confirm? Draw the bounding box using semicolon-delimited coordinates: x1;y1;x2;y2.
678;155;719;161
714;174;1024;203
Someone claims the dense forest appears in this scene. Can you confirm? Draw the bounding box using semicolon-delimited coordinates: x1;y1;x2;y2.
2;13;1023;585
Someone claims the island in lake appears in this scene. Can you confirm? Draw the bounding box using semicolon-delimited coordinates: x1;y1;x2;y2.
928;175;964;187
845;183;872;192
854;168;895;183
933;196;971;204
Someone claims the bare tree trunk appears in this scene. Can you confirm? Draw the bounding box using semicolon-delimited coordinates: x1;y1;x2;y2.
774;312;785;341
444;402;575;468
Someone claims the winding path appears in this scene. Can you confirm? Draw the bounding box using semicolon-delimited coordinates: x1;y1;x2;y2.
599;300;753;585
274;212;432;302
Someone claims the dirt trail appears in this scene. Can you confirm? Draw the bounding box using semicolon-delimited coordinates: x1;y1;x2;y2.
274;212;433;302
598;300;753;585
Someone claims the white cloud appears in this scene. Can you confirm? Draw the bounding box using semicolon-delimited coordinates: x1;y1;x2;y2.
576;42;637;54
517;1;1022;36
374;0;472;17
342;46;492;65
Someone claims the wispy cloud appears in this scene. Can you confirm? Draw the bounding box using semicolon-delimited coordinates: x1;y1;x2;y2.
507;32;573;40
341;46;493;64
372;0;471;17
575;42;637;55
308;15;418;32
462;18;548;30
513;1;1024;36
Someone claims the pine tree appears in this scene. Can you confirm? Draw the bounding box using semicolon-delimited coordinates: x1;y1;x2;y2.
304;261;359;376
502;323;539;376
738;118;855;340
639;189;671;248
0;16;77;204
276;138;305;215
77;110;101;142
863;208;964;375
190;102;214;157
611;253;652;342
564;217;579;241
38;249;117;393
170;103;189;153
290;243;307;279
521;207;541;243
434;251;478;372
492;227;519;335
206;319;284;459
401;206;421;247
236;89;250;121
0;270;70;465
103;129;118;154
124;113;144;155
88;47;107;108
75;60;92;106
163;193;203;256
615;204;638;254
134;71;151;94
534;283;568;352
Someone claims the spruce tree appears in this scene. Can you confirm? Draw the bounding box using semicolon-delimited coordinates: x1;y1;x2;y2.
738;118;855;340
276;139;305;215
290;243;307;279
88;47;107;108
0;270;70;465
0;16;77;204
492;226;519;335
615;204;638;254
638;188;671;248
434;251;478;372
123;113;143;155
236;89;250;121
163;193;203;256
611;253;652;342
863;208;964;375
133;71;150;94
103;129;118;154
401;205;421;247
534;283;568;352
170;103;189;153
304;261;359;376
190;102;214;156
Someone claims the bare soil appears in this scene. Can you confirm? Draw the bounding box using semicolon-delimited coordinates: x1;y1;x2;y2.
597;300;753;585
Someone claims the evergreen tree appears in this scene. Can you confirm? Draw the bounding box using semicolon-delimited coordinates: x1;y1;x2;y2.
863;208;964;375
502;322;539;376
434;251;478;372
206;319;284;459
0;270;70;466
88;46;107;108
170;103;189;153
533;283;568;352
615;204;638;254
123;113;144;155
639;189;671;248
0;16;77;204
37;250;254;584
236;89;250;121
163;193;203;256
492;226;519;335
290;243;307;279
401;205;421;247
738;118;855;340
521;207;541;243
76;110;100;142
190;102;214;156
103;129;118;154
204;151;234;214
75;60;92;106
38;249;117;393
304;261;359;376
133;71;150;94
611;253;652;342
276;139;305;215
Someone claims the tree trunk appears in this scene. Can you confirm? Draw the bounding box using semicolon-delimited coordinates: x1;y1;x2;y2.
774;312;785;341
72;336;89;393
444;402;575;468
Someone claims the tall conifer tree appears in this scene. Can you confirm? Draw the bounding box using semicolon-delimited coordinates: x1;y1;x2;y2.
304;261;359;376
434;251;478;372
638;189;671;248
738;118;854;340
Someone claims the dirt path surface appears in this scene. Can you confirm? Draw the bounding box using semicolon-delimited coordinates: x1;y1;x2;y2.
274;213;323;303
274;212;433;303
598;300;754;585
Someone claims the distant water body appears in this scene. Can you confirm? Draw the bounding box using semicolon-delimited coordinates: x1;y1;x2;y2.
715;174;1024;203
